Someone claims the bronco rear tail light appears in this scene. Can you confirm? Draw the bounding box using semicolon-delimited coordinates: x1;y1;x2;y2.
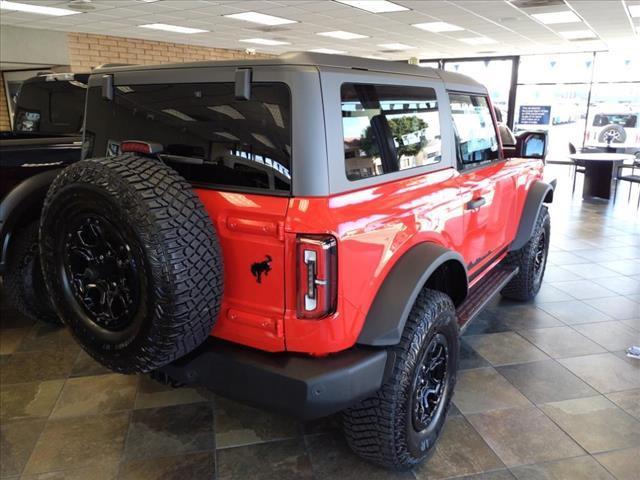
120;140;163;155
296;235;337;319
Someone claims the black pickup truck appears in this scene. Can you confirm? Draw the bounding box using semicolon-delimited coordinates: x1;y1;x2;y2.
1;72;88;322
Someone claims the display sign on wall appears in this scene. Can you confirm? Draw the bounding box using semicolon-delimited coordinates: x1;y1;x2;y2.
518;105;551;125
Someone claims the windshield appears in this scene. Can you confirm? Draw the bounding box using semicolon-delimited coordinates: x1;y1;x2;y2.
85;82;292;194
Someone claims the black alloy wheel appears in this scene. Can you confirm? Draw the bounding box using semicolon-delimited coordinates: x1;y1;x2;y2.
62;213;142;332
411;333;449;433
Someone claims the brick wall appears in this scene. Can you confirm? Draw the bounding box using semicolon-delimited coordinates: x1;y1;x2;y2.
67;32;273;72
0;73;10;131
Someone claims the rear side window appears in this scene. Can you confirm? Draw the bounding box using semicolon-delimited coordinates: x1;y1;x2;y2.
449;93;499;167
85;82;291;194
14;80;86;134
341;83;441;181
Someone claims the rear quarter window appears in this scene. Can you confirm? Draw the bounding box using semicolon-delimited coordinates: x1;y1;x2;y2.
85;82;292;194
341;83;441;181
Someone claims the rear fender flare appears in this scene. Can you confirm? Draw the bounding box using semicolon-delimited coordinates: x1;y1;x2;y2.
357;243;467;346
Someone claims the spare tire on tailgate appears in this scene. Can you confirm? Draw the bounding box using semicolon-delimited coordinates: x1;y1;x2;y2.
40;154;223;373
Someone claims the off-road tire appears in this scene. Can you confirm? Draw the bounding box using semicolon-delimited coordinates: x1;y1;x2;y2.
3;221;60;324
501;206;550;301
40;154;223;374
343;289;459;470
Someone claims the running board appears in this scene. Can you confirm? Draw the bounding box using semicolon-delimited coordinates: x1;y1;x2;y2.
456;266;519;333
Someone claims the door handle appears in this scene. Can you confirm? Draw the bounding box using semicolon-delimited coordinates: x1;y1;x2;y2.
466;197;486;210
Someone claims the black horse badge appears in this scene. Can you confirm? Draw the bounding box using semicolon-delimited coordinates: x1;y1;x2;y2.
251;255;272;284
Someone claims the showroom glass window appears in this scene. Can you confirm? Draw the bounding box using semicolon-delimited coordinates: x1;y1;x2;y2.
449;93;499;167
84;82;291;193
443;59;514;123
340;83;441;181
514;53;593;160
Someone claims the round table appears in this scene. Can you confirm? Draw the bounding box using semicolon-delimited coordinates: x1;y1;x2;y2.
569;153;635;200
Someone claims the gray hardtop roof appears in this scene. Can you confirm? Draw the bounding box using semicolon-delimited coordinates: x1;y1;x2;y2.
93;51;483;89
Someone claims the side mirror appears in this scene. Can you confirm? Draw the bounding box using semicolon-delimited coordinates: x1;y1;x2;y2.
516;130;548;160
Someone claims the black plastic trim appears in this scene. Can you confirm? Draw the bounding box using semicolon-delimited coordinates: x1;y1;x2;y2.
510;180;554;252
158;338;388;420
0;169;62;273
357;243;467;346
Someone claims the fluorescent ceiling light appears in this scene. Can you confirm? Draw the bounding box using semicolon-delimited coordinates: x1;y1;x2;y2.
224;11;296;26
214;132;239;141
239;38;290;46
264;103;285;129
162;109;196;121
0;0;79;16
459;37;498;45
317;30;368;40
309;48;347;54
251;133;275;149
412;21;464;32
628;5;640;17
378;42;415;50
531;10;581;24
335;0;409;13
139;23;208;34
558;29;597;39
209;105;245;120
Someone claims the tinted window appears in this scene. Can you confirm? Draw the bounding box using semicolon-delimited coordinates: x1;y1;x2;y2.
85;82;291;193
341;83;441;181
14;79;87;134
449;93;499;167
592;114;637;128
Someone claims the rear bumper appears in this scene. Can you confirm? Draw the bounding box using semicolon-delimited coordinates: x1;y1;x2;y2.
158;338;388;420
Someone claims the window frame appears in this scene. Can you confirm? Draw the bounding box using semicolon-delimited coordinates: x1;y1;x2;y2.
448;90;503;172
319;67;454;195
340;82;443;182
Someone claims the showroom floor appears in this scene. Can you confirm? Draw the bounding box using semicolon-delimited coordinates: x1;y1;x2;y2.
1;166;639;480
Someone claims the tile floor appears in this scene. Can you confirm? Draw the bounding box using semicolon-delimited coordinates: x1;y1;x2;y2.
1;165;639;480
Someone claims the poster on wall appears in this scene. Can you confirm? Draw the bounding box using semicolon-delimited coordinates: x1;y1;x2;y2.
518;105;551;125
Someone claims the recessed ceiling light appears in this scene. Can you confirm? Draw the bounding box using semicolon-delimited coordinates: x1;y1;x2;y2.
317;30;368;40
335;0;409;13
309;48;348;54
412;22;464;33
531;10;581;24
628;5;640;17
0;0;79;16
239;38;291;46
378;42;415;50
224;11;297;26
558;29;597;39
459;37;498;45
139;23;208;34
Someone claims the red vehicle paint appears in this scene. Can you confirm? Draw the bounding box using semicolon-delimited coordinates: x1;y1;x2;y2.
197;156;543;355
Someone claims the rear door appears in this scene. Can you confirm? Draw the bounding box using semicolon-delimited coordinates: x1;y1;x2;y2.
84;67;293;351
450;93;516;278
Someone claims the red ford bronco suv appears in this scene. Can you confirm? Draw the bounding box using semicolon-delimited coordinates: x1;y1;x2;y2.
38;53;553;470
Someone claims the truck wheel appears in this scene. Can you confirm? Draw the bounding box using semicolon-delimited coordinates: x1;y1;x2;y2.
39;154;223;374
343;289;459;470
501;206;550;301
4;221;60;324
598;124;626;144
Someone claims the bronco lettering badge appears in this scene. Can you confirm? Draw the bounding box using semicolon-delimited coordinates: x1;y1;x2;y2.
251;255;272;284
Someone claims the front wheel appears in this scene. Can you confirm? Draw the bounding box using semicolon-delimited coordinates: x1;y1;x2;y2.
501;206;550;301
343;289;459;470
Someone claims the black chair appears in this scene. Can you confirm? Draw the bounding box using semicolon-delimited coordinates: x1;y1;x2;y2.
546;143;583;194
613;153;640;208
568;142;585;194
